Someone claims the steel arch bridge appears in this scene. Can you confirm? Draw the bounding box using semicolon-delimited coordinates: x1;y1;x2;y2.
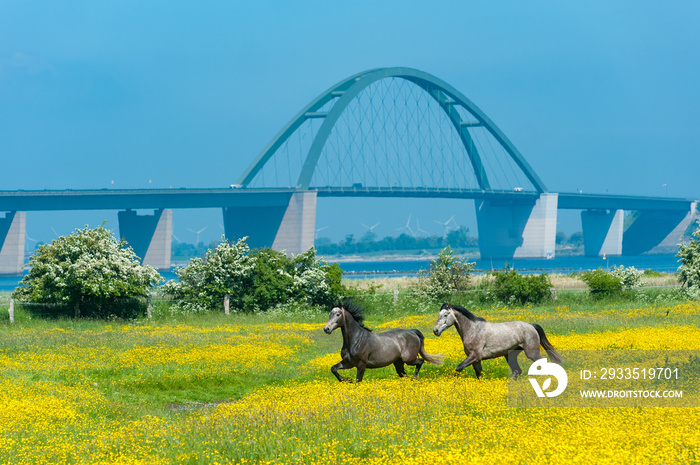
1;67;697;275
237;67;547;196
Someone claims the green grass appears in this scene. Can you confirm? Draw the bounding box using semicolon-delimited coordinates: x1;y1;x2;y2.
2;292;700;464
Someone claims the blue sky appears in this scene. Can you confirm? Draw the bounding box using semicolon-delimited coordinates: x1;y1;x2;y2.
1;1;699;245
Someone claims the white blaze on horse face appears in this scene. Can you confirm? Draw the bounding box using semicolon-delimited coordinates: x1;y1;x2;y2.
324;307;343;334
433;308;454;336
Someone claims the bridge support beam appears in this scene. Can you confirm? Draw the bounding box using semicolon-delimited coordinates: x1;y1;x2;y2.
581;209;624;257
475;193;558;260
623;201;699;255
0;211;26;276
223;191;317;255
118;209;172;271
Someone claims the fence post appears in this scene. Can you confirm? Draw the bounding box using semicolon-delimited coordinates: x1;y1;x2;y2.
224;294;230;315
147;295;153;319
8;299;14;324
393;289;399;304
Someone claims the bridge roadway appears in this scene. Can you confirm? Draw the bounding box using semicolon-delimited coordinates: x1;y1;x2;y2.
0;187;694;212
1;187;697;275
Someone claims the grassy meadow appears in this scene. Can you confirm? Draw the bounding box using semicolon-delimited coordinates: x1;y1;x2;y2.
1;279;700;464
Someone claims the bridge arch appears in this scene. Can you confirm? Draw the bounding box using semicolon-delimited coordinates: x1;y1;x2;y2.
237;67;547;193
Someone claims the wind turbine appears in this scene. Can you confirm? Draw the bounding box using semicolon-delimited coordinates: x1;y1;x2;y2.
396;214;416;237
415;219;430;236
25;234;39;253
361;222;381;232
315;226;329;239
433;215;457;236
187;226;207;244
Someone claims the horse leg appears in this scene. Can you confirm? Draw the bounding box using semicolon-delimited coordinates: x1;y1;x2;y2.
355;361;367;383
472;361;483;379
393;361;407;377
523;346;542;362
455;353;481;376
331;360;355;382
505;351;523;380
405;357;425;379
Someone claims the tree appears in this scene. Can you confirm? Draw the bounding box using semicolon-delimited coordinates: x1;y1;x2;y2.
677;222;700;289
415;246;475;301
568;231;584;246
556;232;568;245
162;238;344;312
446;226;472;248
12;225;162;318
162;237;256;311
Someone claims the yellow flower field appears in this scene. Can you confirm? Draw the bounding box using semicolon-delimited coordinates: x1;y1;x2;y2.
1;301;699;464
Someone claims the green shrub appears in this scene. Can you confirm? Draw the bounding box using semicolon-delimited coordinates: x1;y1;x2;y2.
414;246;475;302
490;269;552;306
162;238;345;312
610;265;646;290
12;225;161;319
162;237;256;312
580;269;623;300
677;222;700;290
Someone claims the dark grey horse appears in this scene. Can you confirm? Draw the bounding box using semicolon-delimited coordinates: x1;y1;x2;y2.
433;302;563;379
324;300;443;382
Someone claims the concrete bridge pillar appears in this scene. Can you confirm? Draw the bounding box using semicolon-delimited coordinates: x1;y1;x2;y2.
118;209;172;271
581;209;624;257
622;202;698;255
0;211;26;276
475;193;558;260
223;191;317;255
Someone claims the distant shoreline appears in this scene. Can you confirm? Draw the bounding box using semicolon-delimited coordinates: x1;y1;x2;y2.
323;253;441;263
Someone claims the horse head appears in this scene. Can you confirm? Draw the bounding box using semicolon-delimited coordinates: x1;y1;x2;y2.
324;304;345;334
433;302;456;336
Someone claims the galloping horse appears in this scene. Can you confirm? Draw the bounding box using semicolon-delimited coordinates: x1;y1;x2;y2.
433;302;563;379
324;300;444;382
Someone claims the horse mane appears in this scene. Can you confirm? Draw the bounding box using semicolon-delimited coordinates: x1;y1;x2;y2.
448;303;486;322
338;298;372;332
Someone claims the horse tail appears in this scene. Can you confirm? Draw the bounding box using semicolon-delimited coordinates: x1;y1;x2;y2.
413;330;445;366
532;324;563;364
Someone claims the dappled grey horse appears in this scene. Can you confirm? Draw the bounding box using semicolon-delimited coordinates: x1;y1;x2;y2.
324;300;444;382
433;302;563;379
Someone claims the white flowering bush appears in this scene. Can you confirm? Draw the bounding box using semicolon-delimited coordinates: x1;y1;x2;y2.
414;246;475;302
162;238;344;312
162;237;256;311
610;265;647;290
288;247;343;307
677;222;700;292
12;225;162;318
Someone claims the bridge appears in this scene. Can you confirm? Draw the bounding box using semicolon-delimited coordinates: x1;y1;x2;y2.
1;67;697;275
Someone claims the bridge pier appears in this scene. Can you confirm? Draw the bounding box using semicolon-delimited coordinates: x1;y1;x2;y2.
475;193;558;260
223;191;316;255
581;209;624;257
118;209;172;271
0;211;26;276
622;201;699;255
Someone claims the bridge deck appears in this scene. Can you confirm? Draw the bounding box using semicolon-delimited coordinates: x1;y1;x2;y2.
0;188;694;212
